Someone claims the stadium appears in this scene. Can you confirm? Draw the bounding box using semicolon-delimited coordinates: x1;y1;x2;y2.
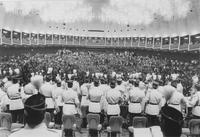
0;0;200;137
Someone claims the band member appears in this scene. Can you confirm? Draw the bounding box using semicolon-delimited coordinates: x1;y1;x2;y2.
40;76;56;120
106;80;122;122
188;84;200;119
88;79;104;123
168;81;187;112
52;81;64;128
80;78;90;128
128;80;145;126
7;76;24;123
62;80;80;115
9;93;60;137
143;81;162;127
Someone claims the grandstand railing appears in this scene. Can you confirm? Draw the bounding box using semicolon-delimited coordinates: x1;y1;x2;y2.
0;28;200;51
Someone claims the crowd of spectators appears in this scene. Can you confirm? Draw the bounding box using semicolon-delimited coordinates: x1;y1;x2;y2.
0;49;199;96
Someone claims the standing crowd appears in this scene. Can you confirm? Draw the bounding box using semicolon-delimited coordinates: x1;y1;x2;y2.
0;49;199;137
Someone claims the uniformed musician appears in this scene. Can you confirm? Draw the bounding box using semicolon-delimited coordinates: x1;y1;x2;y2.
106;80;122;122
52;81;64;128
62;80;80;115
188;84;200;119
168;81;187;112
128;80;145;126
7;76;24;123
9;93;60;137
88;79;104;123
80;78;90;128
143;81;162;127
40;76;56;120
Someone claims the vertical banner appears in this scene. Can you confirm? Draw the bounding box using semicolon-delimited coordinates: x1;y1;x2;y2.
2;29;11;45
31;33;38;45
132;37;139;47
189;33;200;51
12;31;21;45
162;37;170;50
74;36;80;45
87;37;93;46
179;35;189;50
60;35;66;45
38;33;45;45
106;37;112;46
67;36;73;45
125;37;131;47
119;37;125;47
80;36;86;45
139;37;146;47
22;32;30;45
146;37;153;48
46;34;53;45
170;36;179;50
53;34;59;44
112;37;119;47
154;37;162;49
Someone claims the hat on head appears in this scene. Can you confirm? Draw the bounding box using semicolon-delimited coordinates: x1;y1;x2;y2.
160;105;183;137
24;93;46;111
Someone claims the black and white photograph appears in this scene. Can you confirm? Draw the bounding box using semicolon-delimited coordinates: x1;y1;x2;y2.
0;0;200;137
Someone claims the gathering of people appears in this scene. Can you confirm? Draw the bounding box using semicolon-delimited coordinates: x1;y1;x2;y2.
0;48;199;137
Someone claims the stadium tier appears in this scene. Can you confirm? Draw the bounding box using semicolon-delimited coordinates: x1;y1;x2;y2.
1;29;200;51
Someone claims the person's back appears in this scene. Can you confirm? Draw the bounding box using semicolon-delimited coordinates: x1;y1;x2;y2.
62;81;79;115
168;89;185;112
9;93;60;137
9;123;59;137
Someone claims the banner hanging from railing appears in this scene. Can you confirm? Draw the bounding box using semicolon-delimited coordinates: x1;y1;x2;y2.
179;35;189;50
132;37;139;47
154;37;162;49
146;37;153;48
190;33;200;51
162;37;170;49
22;32;30;45
2;29;11;44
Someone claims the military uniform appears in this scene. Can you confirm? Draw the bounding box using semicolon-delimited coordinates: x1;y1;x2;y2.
88;86;103;113
9;93;60;137
168;88;186;112
188;91;200;118
80;82;90;128
88;85;104;123
9;123;60;137
52;85;64;125
62;88;79;115
7;83;24;123
106;88;121;122
144;88;162;127
128;86;145;125
40;82;55;119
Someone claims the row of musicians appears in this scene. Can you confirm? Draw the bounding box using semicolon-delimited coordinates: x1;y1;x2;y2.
1;77;200;127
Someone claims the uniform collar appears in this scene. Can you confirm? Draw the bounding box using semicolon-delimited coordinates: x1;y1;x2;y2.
25;122;47;130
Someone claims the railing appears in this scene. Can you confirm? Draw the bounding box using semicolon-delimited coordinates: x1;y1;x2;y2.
0;28;200;51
